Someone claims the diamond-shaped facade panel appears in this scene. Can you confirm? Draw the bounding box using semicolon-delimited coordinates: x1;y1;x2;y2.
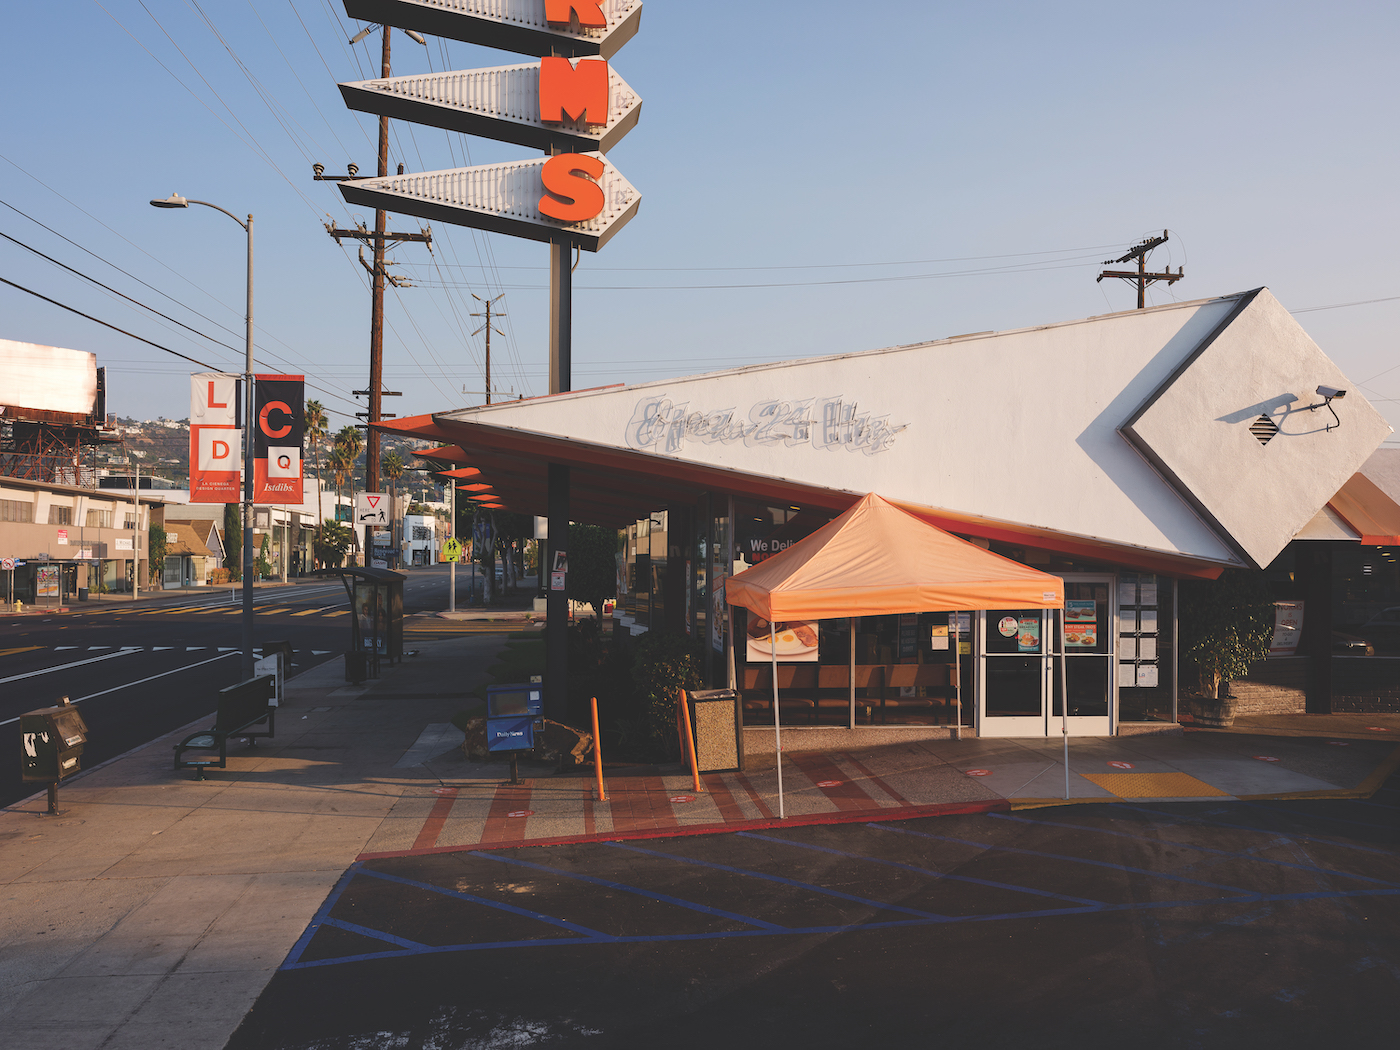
1121;288;1392;567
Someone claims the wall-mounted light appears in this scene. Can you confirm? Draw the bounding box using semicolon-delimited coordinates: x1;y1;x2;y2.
1305;384;1347;432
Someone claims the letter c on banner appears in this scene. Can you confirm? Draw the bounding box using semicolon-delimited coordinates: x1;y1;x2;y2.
259;400;293;438
538;153;605;223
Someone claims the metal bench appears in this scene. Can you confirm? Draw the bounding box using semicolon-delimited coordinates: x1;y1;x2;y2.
173;676;276;779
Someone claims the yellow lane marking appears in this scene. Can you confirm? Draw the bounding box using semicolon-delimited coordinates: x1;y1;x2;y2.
292;607;334;616
324;610;349;617
1080;772;1229;799
0;645;45;657
259;608;291;615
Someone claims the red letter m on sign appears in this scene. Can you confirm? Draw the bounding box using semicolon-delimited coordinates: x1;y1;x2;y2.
539;57;609;126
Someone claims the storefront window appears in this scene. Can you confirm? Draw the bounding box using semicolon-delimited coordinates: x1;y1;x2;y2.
1118;573;1175;723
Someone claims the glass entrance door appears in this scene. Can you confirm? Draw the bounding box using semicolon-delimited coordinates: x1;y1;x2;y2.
977;575;1115;737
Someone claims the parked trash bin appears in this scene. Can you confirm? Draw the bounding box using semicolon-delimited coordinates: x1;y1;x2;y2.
344;650;367;684
686;688;744;772
21;699;89;783
77;587;89;602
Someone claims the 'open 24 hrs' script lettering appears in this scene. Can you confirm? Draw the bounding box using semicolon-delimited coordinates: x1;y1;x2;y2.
626;396;909;456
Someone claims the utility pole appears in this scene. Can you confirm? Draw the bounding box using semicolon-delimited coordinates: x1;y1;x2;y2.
470;294;506;405
314;22;432;559
1097;230;1184;308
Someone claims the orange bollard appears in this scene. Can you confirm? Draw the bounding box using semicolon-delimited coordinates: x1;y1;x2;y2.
590;696;606;802
678;688;703;793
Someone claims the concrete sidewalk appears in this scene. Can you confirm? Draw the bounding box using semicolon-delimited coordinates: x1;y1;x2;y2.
2;630;1397;1049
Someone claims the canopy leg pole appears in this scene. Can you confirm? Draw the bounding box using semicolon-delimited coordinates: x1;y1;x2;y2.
1060;609;1070;800
848;617;856;730
772;622;783;819
953;612;962;741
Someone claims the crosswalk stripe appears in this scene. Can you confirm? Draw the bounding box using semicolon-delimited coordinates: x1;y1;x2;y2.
324;610;349;617
259;608;291;615
292;606;338;616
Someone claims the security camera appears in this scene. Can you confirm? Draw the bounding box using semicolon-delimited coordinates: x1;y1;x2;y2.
1316;385;1347;399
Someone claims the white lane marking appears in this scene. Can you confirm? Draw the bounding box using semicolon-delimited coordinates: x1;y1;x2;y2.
153;646;174;651
218;647;238;652
55;646;78;651
0;652;238;723
186;646;206;651
0;648;142;686
87;646;113;651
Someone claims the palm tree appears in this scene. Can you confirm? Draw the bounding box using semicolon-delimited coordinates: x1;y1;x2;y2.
328;446;351;522
382;451;405;568
335;425;363;498
305;400;327;537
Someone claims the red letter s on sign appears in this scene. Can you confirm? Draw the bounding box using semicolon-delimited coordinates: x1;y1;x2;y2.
538;153;605;223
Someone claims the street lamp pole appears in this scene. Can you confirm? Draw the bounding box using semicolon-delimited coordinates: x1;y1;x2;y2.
150;194;256;680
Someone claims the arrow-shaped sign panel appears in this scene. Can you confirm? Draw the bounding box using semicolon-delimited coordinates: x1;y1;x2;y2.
339;154;640;251
340;61;642;155
343;0;642;59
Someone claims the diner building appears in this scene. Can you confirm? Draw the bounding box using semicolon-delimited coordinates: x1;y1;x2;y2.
384;288;1395;739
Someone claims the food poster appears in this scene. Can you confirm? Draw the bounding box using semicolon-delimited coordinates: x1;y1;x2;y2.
1016;616;1041;653
354;581;387;653
1065;599;1098;648
746;617;820;662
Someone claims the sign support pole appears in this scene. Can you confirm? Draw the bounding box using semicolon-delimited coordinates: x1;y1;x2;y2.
544;237;571;723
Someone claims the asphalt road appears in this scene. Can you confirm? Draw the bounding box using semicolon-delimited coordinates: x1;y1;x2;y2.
0;565;512;808
227;777;1400;1050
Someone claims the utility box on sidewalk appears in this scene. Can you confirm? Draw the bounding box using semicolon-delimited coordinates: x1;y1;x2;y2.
21;701;89;782
256;639;295;706
485;683;543;753
687;688;744;773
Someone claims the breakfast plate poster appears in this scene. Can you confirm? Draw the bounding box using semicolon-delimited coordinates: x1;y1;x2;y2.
746;617;820;662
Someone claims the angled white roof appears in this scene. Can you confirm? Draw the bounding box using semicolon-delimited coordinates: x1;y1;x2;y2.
434;289;1390;570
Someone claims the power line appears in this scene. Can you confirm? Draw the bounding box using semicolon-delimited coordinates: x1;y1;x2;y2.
0;275;221;370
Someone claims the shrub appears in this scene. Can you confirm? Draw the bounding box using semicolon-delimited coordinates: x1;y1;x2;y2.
630;629;702;760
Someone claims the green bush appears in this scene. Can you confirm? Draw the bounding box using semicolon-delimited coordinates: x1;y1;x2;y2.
630;629;702;760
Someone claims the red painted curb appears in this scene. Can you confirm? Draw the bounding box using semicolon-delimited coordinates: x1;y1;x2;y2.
357;798;1011;860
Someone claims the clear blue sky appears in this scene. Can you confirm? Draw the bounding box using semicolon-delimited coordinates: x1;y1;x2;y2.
3;1;1397;444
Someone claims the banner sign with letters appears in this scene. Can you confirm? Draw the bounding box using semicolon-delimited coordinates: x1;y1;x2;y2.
189;372;243;503
253;374;304;503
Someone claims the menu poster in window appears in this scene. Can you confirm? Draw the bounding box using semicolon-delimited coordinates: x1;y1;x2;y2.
1139;609;1158;633
1139;636;1157;660
1017;616;1041;653
1065;600;1097;648
949;612;971;635
1118;663;1137;687
1118;581;1137;607
746;618;819;662
929;625;950;651
1136;665;1159;688
1139;580;1158;606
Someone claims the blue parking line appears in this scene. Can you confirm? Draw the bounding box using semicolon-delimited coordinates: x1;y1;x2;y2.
357;867;610;938
987;812;1400;887
736;831;1105;906
278;886;1400;970
281;864;362;968
469;850;787;931
1120;805;1400;857
866;823;1261;899
321;917;430;950
605;842;953;921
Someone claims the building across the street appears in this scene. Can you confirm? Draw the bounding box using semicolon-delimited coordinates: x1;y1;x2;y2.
391;288;1395;737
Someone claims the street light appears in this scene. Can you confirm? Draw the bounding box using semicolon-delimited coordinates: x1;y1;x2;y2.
149;193;257;681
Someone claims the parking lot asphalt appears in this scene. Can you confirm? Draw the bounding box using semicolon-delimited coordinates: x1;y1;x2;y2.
227;780;1400;1049
2;627;1397;1050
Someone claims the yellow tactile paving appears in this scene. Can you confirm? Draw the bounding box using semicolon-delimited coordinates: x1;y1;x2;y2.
1081;771;1230;798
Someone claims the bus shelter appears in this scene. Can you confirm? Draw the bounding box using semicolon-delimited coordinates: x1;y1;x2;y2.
313;567;405;680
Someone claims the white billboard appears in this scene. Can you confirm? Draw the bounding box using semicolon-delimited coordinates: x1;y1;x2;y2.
0;339;97;417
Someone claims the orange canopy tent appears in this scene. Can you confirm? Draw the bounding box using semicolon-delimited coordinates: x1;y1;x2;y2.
725;493;1068;816
725;493;1066;619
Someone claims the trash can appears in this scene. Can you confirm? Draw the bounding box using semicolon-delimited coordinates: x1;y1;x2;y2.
77;587;89;602
686;688;744;772
21;700;89;783
344;651;367;684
